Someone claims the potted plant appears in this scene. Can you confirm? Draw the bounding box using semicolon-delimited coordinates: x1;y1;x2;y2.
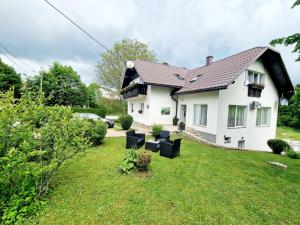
178;121;185;131
173;116;179;126
138;109;143;114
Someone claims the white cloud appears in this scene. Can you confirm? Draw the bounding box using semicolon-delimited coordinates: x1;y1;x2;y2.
0;0;299;85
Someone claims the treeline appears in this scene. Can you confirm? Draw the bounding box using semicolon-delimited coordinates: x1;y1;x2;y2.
0;58;126;116
278;84;300;129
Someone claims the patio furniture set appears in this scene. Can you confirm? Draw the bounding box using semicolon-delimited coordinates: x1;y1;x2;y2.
125;130;181;159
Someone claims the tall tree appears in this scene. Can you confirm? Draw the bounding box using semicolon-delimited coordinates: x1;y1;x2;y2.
270;1;300;61
26;62;88;107
86;83;101;108
96;39;157;99
0;58;22;98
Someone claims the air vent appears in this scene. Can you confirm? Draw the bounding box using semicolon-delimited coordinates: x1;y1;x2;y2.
250;101;261;109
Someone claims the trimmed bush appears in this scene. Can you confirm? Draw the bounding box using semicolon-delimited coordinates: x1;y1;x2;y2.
84;120;107;145
286;149;300;159
72;107;107;118
178;121;185;131
119;115;133;130
152;124;163;137
173;116;179;126
136;150;152;172
267;139;291;154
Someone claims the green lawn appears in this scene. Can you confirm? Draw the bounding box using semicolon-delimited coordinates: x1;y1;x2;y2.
277;126;300;141
28;136;300;225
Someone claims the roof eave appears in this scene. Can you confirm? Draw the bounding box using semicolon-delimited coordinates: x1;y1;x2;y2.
174;85;228;95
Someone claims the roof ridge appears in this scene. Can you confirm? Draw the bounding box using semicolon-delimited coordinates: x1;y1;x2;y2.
188;46;268;73
134;59;189;71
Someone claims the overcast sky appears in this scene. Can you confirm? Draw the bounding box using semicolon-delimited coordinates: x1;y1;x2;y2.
0;0;299;85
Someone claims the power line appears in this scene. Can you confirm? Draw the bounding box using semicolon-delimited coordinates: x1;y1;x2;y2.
0;49;30;74
43;0;109;51
0;43;37;72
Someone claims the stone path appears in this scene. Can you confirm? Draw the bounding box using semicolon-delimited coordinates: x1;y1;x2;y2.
285;139;300;152
106;123;178;137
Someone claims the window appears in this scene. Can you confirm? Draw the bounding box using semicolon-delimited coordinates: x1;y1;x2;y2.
228;105;247;127
193;104;207;126
238;140;245;149
256;107;271;126
161;107;170;115
131;103;134;113
247;71;264;85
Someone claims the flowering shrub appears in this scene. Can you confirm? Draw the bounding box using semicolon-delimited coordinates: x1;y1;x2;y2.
0;91;91;224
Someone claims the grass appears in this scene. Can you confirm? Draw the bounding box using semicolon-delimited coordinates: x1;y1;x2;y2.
28;136;300;225
277;126;300;141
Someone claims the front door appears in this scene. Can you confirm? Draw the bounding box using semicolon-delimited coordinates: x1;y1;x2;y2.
180;105;187;124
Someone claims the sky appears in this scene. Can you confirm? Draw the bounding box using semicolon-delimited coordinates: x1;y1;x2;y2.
0;0;299;85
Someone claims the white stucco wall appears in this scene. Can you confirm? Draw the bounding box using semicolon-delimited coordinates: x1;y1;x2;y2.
216;60;279;151
177;91;219;135
149;86;176;125
127;85;176;125
127;86;152;126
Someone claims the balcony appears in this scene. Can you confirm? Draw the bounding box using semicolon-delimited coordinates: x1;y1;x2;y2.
121;84;147;99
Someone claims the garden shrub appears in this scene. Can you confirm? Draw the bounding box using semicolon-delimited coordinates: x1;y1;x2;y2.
0;91;91;224
83;119;107;146
178;121;185;131
136;150;152;172
72;106;107;117
119;114;133;130
286;149;300;159
152;124;163;137
267;139;291;154
120;150;137;174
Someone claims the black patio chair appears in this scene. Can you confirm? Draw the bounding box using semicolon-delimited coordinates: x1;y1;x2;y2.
155;130;170;142
126;130;145;149
160;138;181;159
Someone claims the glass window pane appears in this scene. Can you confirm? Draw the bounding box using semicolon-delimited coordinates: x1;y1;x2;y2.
228;106;236;127
236;106;245;126
200;105;207;126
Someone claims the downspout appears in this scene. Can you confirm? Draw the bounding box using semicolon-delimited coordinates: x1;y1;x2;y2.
171;89;178;118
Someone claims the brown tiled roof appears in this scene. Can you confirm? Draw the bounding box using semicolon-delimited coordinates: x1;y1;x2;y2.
133;60;188;87
177;47;268;94
129;46;293;95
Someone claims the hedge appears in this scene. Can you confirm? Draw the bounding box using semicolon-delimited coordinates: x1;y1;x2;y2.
72;107;107;117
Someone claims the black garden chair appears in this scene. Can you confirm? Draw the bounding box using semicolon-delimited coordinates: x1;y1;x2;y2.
155;130;170;142
160;138;181;159
126;130;145;149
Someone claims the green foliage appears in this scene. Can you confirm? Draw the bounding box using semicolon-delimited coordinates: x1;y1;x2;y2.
120;150;137;174
0;91;91;224
136;150;152;172
86;83;101;108
0;58;22;98
72;107;107;117
286;149;300;159
152;124;163;137
119;114;133;130
25;62;94;107
278;84;300;129
270;1;300;61
173;116;179;126
96;39;157;99
84;120;107;146
97;97;126;115
267;139;291;154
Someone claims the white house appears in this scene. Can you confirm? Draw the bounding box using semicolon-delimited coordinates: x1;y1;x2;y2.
121;47;294;151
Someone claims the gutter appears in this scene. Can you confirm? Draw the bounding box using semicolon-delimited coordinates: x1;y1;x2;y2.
170;89;179;118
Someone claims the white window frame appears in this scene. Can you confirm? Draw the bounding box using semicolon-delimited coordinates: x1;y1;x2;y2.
246;70;265;85
193;104;208;126
256;107;271;127
227;105;247;128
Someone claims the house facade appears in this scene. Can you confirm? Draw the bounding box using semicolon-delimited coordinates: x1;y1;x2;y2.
121;47;294;151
